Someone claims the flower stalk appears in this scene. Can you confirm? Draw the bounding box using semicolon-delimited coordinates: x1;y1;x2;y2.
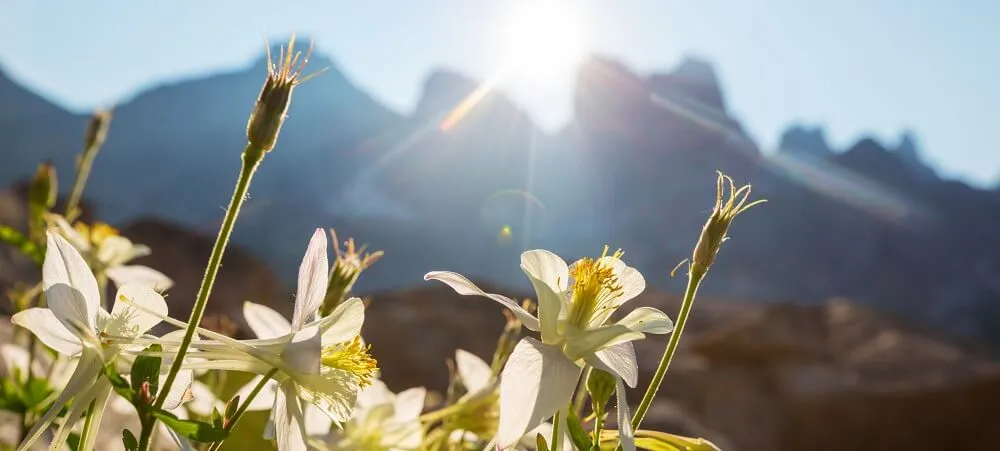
66;109;112;222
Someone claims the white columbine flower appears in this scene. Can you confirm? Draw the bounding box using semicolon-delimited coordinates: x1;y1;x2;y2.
50;214;173;291
316;379;426;450
167;229;372;450
11;232;173;450
426;248;674;450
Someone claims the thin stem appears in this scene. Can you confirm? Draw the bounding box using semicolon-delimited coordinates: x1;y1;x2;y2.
78;399;98;449
207;367;279;451
137;416;154;451
591;399;604;448
65;146;100;222
156;145;265;410
551;410;562;451
571;366;593;416
630;268;706;431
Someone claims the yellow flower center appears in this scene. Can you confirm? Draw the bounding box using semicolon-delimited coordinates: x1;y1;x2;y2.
567;246;624;328
321;336;378;387
74;221;119;247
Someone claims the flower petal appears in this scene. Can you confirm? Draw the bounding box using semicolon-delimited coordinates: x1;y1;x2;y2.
616;378;636;451
319;297;364;345
497;337;581;448
15;352;103;451
304;404;333;437
160;369;194;410
244;301;293;339
587;342;639;388
357;379;394;410
97;235;139;267
612;262;646;306
10;308;82;356
282;325;322;376
563;324;644;361
45;283;94;339
50;215;90;251
234;375;280;411
455;349;493;394
393;387;427;421
522;422;574;451
294;368;359;423
109;284;168;337
616;307;674;335
187;381;224;417
521;250;569;344
106;265;174;292
424;271;540;331
274;383;308;451
292;229;329;330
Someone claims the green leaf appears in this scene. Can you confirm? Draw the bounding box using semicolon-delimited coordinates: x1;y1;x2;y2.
535;433;550;451
632;430;723;451
122;429;139;451
152;408;229;443
566;409;594;450
224;394;240;420
130;344;163;398
0;225;43;265
103;363;132;395
210;407;223;429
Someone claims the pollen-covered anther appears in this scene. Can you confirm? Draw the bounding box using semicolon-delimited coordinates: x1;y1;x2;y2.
567;246;625;326
320;336;378;387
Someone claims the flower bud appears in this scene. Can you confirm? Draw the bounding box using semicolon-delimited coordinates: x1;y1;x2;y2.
587;368;616;415
246;35;314;152
83;109;112;152
691;172;764;276
320;229;382;316
29;162;57;210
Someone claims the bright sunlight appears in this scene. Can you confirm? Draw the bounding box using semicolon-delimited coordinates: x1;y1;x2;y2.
501;0;586;79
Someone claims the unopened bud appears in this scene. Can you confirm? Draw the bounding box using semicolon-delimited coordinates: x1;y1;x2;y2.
691;172;764;275
320;229;382;316
29;162;57;210
587;368;616;415
84;109;112;152
246;35;314;152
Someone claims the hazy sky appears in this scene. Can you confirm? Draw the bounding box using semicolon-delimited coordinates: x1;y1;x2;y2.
1;0;997;184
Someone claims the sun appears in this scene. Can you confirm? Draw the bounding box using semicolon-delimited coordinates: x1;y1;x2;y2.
501;0;586;79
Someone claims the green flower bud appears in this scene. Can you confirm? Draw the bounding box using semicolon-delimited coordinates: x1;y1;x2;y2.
587;368;616;416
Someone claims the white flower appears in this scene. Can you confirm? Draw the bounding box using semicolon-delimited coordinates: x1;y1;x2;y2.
10;232;172;451
317;379;426;450
170;229;371;450
50;214;173;292
426;248;674;450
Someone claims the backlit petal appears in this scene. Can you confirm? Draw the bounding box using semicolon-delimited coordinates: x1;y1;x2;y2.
243;301;292;339
521;250;568;344
10;308;82;356
46;283;95;338
274;383;308;451
563;324;644;361
587;342;638;388
234;375;279;411
282;326;321;376
617;378;636;451
292;229;329;330
319;297;364;345
393;387;427;421
456;349;493;394
424;271;540;331
497;337;581;448
616;307;673;335
109;284;168;337
106;265;174;292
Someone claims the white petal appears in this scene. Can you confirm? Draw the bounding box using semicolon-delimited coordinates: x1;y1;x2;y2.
15;353;103;451
106;265;174;292
522;422;573;451
292;229;329;330
616;378;636;451
234;375;279;411
282;326;322;376
521;250;569;344
109;284;168;337
294;369;359;423
587;342;639;388
304;404;333;437
50;215;90;251
356;379;394;410
455;349;493;394
616;307;674;335
274;383;308;451
424;271;540;331
613;263;646;306
497;337;581;448
46;283;95;337
319;297;364;345
243;301;292;339
187;381;223;417
160;369;194;410
10;308;82;356
97;235;137;266
563;324;644;361
393;387;427;421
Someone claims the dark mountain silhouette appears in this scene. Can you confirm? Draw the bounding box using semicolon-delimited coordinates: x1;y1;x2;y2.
2;48;1000;348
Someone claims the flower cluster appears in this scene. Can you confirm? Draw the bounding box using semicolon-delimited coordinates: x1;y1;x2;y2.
0;36;760;451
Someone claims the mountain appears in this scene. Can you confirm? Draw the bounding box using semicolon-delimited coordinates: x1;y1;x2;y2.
2;49;1000;349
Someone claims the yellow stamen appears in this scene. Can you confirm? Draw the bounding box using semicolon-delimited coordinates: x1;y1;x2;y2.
320;336;378;387
567;245;624;327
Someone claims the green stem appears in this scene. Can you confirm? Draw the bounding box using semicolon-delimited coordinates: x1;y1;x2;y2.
571;366;593;416
551;410;562;451
78;399;98;449
156;145;265;410
65;145;100;222
137;416;154;451
630;268;706;431
592;400;604;449
207;368;279;451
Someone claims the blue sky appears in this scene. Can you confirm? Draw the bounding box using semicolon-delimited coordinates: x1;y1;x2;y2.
1;0;997;184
